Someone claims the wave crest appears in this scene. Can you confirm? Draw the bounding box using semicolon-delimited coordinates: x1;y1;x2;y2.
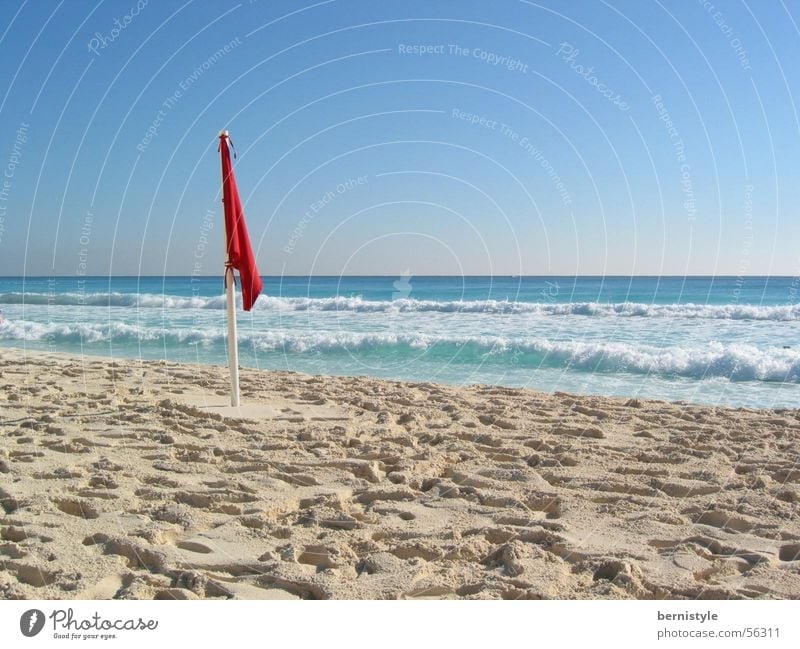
2;292;799;320
2;319;798;382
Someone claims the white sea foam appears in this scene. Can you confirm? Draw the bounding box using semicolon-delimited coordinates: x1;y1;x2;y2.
2;319;798;382
0;292;227;309
2;292;799;320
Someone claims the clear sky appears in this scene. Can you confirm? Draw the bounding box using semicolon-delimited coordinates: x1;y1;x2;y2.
0;0;798;277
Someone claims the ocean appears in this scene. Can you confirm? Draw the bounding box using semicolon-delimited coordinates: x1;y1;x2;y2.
1;275;798;409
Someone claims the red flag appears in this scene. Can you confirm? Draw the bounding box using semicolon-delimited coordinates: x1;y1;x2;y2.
219;133;263;311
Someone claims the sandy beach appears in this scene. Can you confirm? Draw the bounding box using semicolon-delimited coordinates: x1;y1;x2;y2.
0;347;798;600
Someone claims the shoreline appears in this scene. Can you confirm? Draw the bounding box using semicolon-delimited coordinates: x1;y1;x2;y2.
2;344;794;413
1;347;798;599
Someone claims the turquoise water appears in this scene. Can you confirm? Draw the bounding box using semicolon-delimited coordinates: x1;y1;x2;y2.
1;275;799;408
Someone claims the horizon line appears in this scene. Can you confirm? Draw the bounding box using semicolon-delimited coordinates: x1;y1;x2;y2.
2;274;798;279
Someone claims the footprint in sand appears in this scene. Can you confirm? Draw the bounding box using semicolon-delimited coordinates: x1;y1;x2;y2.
53;495;100;518
779;543;800;562
176;540;215;554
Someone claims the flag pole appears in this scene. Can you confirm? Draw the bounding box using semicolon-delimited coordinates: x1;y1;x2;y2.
220;130;240;407
225;264;241;407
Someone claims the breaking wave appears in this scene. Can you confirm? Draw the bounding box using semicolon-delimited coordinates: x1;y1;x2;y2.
0;292;228;309
2;292;799;320
2;319;798;382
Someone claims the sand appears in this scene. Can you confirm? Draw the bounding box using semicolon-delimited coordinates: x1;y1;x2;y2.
0;347;798;600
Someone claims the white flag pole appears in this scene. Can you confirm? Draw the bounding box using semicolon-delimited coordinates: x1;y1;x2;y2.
225;264;240;407
220;130;240;407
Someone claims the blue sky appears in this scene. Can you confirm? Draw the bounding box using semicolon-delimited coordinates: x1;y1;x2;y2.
0;0;798;276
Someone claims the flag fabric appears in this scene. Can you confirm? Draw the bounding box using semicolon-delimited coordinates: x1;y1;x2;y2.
219;133;263;311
